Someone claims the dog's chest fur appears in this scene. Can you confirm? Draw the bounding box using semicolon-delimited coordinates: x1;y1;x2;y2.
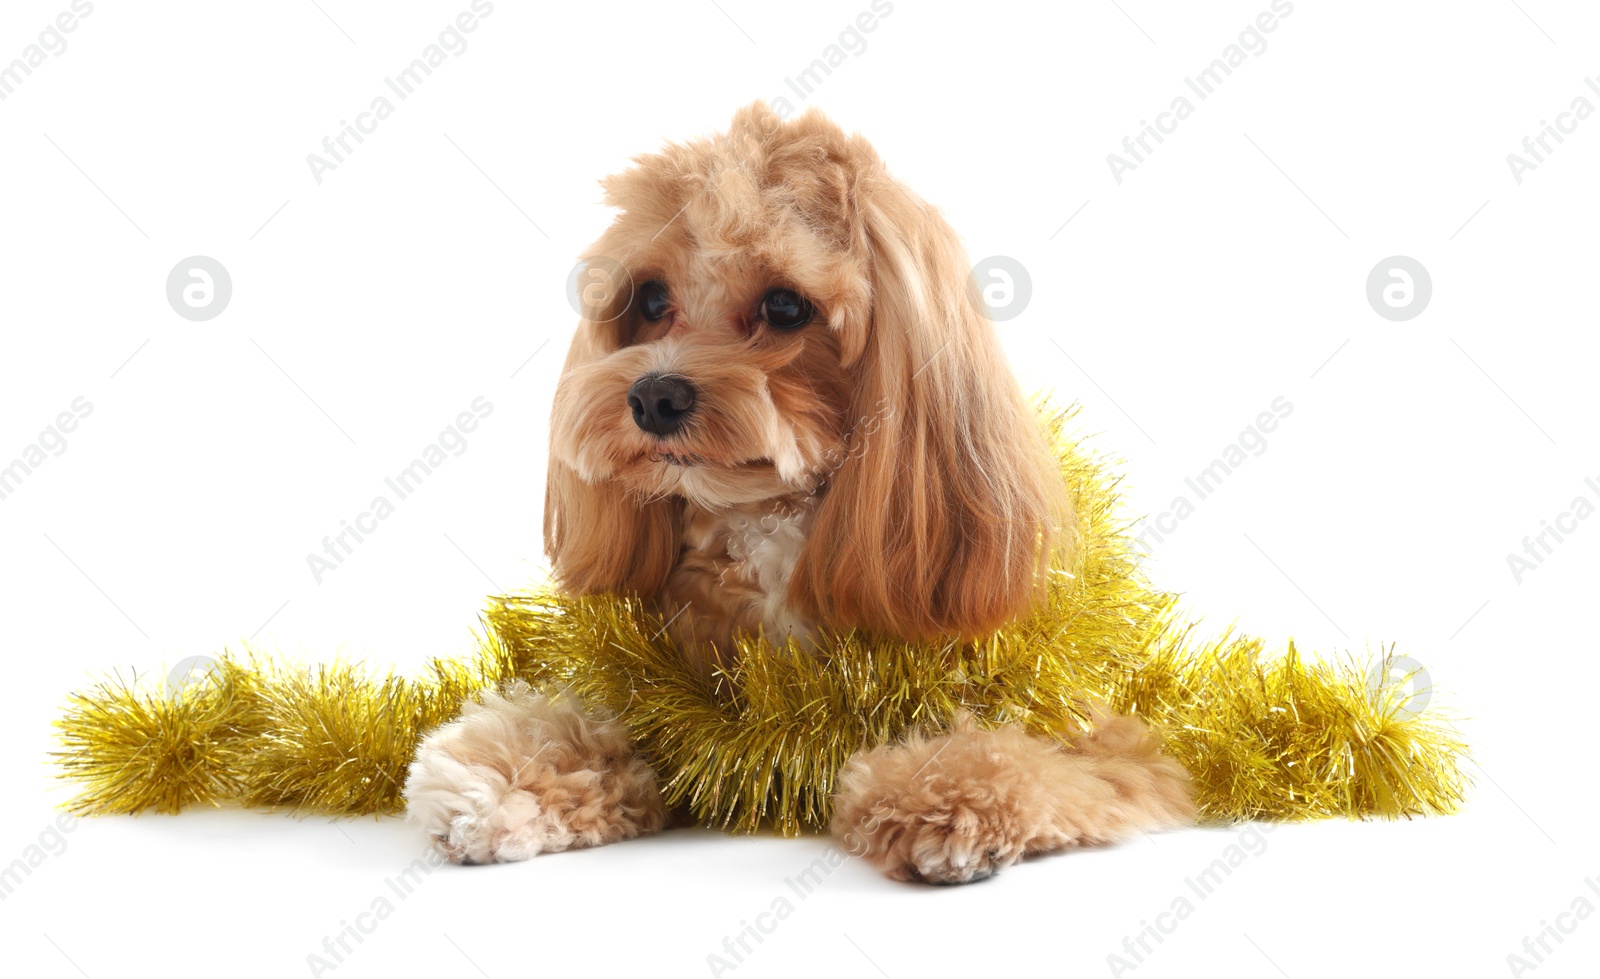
662;496;818;665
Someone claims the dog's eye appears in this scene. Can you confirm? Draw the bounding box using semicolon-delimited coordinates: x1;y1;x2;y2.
638;281;671;321
760;288;814;330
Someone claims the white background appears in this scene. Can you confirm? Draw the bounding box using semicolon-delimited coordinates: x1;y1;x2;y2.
2;1;1596;976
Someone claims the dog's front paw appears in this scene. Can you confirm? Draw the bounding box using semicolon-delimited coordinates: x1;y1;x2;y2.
832;722;1040;884
413;774;563;865
402;683;666;865
832;714;1194;884
837;790;1027;884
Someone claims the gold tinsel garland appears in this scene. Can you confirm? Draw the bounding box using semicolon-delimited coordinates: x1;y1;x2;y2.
52;407;1471;833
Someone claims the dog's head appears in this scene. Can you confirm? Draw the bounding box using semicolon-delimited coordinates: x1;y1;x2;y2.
546;103;1068;640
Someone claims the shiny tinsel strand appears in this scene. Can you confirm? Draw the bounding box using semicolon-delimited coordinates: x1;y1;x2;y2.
52;404;1471;831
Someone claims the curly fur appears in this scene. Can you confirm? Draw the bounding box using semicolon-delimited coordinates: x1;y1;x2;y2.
831;714;1196;883
403;683;663;864
544;100;1070;652
402;104;1196;881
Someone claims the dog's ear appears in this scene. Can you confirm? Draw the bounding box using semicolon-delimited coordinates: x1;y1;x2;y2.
543;269;682;598
789;178;1069;640
544;460;680;597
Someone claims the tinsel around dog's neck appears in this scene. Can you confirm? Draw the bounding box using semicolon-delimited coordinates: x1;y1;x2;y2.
51;403;1470;833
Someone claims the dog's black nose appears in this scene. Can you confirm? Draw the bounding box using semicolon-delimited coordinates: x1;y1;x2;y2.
627;374;697;436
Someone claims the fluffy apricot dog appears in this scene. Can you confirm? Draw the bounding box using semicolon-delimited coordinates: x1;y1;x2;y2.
403;103;1194;883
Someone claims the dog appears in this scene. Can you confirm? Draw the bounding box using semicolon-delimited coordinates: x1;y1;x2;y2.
402;104;1195;883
